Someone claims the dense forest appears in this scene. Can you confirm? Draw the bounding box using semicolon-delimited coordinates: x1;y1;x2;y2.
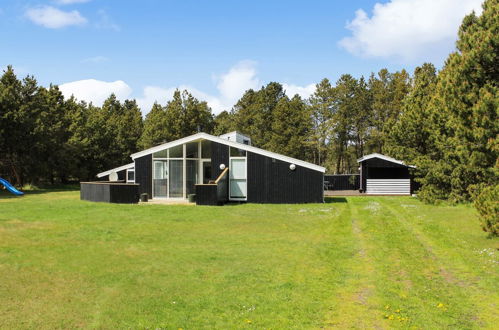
0;1;497;232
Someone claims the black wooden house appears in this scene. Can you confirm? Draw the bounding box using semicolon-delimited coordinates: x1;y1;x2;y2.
81;132;325;204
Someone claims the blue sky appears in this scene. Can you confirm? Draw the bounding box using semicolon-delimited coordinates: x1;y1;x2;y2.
0;0;484;114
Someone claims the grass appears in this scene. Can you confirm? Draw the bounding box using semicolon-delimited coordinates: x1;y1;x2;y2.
0;189;497;329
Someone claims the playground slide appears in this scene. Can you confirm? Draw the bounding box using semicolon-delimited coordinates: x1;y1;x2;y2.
0;178;24;196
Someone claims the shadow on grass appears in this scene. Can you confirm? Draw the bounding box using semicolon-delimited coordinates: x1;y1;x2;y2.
324;197;348;203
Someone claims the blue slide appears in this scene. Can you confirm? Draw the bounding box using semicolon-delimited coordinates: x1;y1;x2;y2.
0;178;24;196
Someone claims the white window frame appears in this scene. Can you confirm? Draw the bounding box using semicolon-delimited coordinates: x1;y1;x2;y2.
229;156;247;201
151;140;211;200
126;169;135;183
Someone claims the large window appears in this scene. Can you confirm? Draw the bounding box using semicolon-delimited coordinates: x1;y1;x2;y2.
186;142;199;158
230;147;246;157
152;140;212;199
169;145;183;158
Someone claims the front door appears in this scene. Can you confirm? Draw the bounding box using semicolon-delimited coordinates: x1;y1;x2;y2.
229;158;247;200
153;160;168;197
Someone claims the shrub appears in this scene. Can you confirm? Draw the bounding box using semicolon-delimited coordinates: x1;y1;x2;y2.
473;185;499;237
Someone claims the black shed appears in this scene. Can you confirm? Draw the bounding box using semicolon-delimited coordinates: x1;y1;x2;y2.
358;153;415;195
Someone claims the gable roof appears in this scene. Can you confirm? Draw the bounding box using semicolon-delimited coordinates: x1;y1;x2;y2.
97;163;135;178
357;153;416;168
130;132;326;173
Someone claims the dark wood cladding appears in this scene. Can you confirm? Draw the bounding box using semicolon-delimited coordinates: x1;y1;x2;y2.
363;158;408;168
361;161;367;192
80;182;139;204
324;174;360;191
216;172;228;202
210;141;229;180
195;185;219;205
195;169;228;205
135;154;152;198
247;152;323;203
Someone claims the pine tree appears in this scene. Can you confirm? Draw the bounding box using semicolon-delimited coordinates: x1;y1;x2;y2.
368;69;410;153
139;103;169;149
384;63;438;164
233;82;286;149
269;95;312;160
308;79;334;167
213;110;235;135
419;0;498;202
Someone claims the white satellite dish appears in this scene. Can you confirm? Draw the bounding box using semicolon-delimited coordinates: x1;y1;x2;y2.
109;171;118;182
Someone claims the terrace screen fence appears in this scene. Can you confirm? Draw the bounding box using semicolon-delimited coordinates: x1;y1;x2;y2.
324;174;360;191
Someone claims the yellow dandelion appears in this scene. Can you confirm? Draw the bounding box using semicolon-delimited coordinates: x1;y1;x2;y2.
388;315;395;320
396;309;400;313
245;319;252;324
437;303;444;308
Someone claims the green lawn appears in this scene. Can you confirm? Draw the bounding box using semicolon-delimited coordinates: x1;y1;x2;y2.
0;189;497;329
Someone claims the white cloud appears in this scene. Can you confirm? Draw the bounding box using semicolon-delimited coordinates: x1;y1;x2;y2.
25;6;87;29
339;0;483;62
95;9;120;32
136;61;261;115
283;83;316;99
59;79;132;105
58;61;315;116
81;56;109;63
215;60;260;105
54;0;92;4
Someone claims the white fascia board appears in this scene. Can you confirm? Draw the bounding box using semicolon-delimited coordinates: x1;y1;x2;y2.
357;153;416;168
97;163;135;178
130;132;326;173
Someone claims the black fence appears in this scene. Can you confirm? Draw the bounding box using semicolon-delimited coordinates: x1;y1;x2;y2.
80;182;140;204
195;168;229;205
324;174;360;191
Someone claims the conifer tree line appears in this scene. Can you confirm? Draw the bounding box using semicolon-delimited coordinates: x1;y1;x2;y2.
0;0;496;228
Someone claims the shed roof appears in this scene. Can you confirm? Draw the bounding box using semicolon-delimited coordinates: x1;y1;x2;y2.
357;153;416;168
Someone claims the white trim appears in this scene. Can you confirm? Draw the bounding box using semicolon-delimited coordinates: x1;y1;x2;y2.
357;153;416;168
131;132;325;173
182;144;186;199
126;169;135;183
229;156;247;201
97;163;135;178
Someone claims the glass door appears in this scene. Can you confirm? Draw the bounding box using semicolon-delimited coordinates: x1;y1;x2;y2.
169;160;183;198
229;158;246;200
153;160;168;197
